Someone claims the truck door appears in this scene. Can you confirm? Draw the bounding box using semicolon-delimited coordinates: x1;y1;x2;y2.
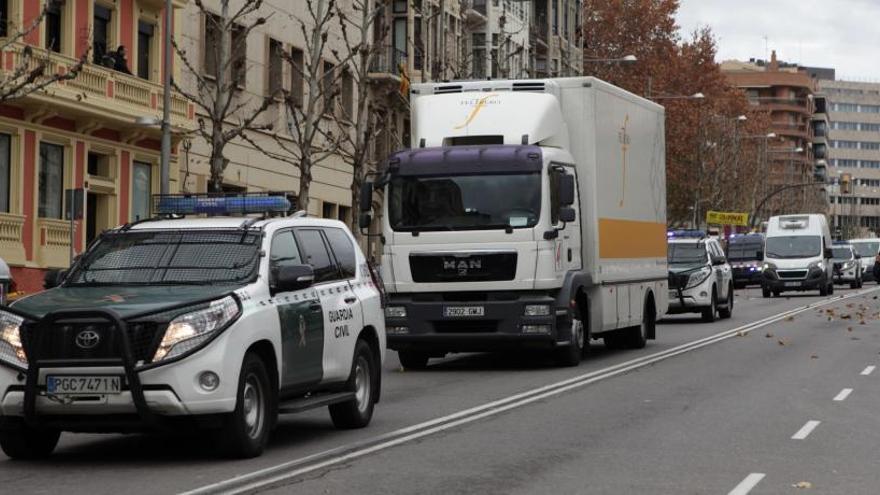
550;165;582;279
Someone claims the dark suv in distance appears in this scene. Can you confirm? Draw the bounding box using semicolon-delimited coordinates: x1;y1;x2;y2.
726;233;764;289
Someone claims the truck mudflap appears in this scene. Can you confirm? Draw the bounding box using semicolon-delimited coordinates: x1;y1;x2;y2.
6;307;161;430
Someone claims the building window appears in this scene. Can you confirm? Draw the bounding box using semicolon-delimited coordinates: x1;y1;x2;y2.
93;5;112;65
0;0;9;38
0;133;9;213
322;201;336;219
45;0;64;53
38;143;64;219
87;152;111;178
267;38;283;98
322;61;335;113
289;46;304;107
132;161;151;221
137;21;154;80
392;0;407;13
204;14;246;87
231;24;246;87
340;69;353;117
204;14;221;78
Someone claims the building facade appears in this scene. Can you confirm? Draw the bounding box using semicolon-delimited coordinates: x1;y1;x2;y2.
722;52;824;217
463;0;530;79
531;0;582;78
0;0;195;294
819;79;880;237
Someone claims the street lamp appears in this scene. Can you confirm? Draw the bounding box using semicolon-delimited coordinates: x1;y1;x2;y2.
583;54;638;64
649;92;705;101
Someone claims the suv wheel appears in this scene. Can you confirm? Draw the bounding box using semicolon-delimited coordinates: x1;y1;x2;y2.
219;352;273;458
762;286;771;298
0;421;60;459
701;288;717;323
398;351;430;370
718;284;734;319
330;339;377;429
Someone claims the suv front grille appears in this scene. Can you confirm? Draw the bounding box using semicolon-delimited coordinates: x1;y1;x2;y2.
22;321;165;364
668;272;690;290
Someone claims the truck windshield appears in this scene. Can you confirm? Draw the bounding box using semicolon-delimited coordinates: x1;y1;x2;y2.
727;242;762;261
388;173;541;231
765;236;821;259
668;243;707;265
66;230;261;286
852;242;879;258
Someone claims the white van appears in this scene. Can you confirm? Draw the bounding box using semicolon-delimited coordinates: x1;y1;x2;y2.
848;238;879;283
761;214;834;297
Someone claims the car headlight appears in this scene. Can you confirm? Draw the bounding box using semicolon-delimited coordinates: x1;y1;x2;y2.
385;306;407;318
808;261;823;272
762;262;777;272
0;310;26;368
686;267;712;288
153;296;240;363
842;261;854;270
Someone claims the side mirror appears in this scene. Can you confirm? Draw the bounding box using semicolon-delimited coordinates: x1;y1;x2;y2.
359;182;374;213
712;256;726;266
824;248;833;259
559;174;575;206
559;207;576;223
855;253;862;260
359;212;372;230
43;269;66;290
272;264;315;294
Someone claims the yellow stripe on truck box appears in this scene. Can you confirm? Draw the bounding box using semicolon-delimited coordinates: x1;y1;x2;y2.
599;218;667;259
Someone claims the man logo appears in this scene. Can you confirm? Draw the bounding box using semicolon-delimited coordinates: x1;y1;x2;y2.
298;314;307;347
443;258;482;276
75;330;101;350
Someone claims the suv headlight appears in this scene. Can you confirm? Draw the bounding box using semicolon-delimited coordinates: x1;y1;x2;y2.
686;267;712;288
153;296;240;363
0;310;26;368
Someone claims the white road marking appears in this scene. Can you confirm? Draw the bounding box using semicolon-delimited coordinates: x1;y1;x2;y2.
861;365;875;376
182;287;879;495
833;388;853;402
728;473;766;495
792;420;821;440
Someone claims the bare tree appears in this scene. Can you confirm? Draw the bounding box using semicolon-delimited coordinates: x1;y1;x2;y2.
0;6;86;103
172;0;277;192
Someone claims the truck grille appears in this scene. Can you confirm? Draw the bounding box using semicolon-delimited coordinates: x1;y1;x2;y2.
22;321;165;364
410;252;517;283
433;320;499;333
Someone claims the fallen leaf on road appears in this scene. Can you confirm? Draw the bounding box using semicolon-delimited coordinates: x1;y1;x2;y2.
852;337;861;341
778;339;786;346
811;354;818;359
735;330;746;337
785;316;795;322
841;314;852;320
765;332;774;338
848;327;853;332
793;481;813;489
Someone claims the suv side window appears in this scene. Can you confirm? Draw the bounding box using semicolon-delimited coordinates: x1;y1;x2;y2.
295;229;339;283
270;230;302;266
323;228;356;279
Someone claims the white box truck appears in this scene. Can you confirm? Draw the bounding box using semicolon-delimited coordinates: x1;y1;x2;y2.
359;77;668;368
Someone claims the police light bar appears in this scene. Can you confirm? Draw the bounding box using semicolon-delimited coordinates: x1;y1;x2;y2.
667;229;705;239
154;193;295;216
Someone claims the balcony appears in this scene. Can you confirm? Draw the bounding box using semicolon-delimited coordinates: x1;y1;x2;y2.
464;0;488;24
368;46;408;82
771;122;809;139
1;43;193;131
749;97;810;115
0;213;26;266
36;218;70;269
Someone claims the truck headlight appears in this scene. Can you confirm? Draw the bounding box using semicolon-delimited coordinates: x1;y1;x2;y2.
686;267;712;289
524;304;551;316
385;306;407;318
153;296;240;363
0;311;26;368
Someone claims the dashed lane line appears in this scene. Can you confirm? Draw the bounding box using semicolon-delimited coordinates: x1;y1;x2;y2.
728;473;766;495
833;388;853;402
860;365;875;376
792;420;821;440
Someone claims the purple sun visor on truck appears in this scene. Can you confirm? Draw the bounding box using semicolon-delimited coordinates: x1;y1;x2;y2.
387;145;543;177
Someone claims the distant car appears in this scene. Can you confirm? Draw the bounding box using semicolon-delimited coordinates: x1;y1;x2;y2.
831;244;863;288
848;238;879;283
667;232;734;322
726;233;764;289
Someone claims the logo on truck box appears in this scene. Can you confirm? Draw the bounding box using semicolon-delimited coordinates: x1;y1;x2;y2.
454;94;500;129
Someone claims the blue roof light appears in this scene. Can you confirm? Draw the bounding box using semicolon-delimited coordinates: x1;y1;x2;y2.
155;193;294;216
667;229;706;239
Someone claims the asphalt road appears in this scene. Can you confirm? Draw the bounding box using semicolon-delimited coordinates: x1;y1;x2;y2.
2;285;879;494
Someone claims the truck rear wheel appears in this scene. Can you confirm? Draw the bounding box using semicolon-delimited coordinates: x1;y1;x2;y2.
555;317;585;367
330;339;377;429
398;351;430;370
623;298;653;349
0;421;60;460
219;352;273;458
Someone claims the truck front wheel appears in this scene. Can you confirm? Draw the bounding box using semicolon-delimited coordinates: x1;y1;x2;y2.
555;317;585;367
398;351;430;370
0;421;60;459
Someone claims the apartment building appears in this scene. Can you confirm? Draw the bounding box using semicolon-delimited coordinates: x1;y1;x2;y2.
463;0;530;79
722;52;824;216
0;0;195;293
820;79;880;237
531;0;582;78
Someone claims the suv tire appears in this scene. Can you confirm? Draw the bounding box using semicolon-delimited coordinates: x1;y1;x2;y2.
718;284;734;319
701;288;717;323
0;421;60;460
330;339;377;429
219;352;273;458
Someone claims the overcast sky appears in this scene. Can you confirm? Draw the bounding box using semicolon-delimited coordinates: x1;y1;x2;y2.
676;0;880;81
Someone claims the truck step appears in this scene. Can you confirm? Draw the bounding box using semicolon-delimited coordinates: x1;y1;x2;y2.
278;392;355;414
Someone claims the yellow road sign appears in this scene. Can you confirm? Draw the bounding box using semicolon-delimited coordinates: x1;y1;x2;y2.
706;210;749;227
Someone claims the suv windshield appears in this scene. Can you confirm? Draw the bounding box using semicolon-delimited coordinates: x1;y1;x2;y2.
832;247;853;260
765;235;821;259
66;230;261;286
388;173;541;231
851;242;879;258
727;242;763;261
668;243;708;265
